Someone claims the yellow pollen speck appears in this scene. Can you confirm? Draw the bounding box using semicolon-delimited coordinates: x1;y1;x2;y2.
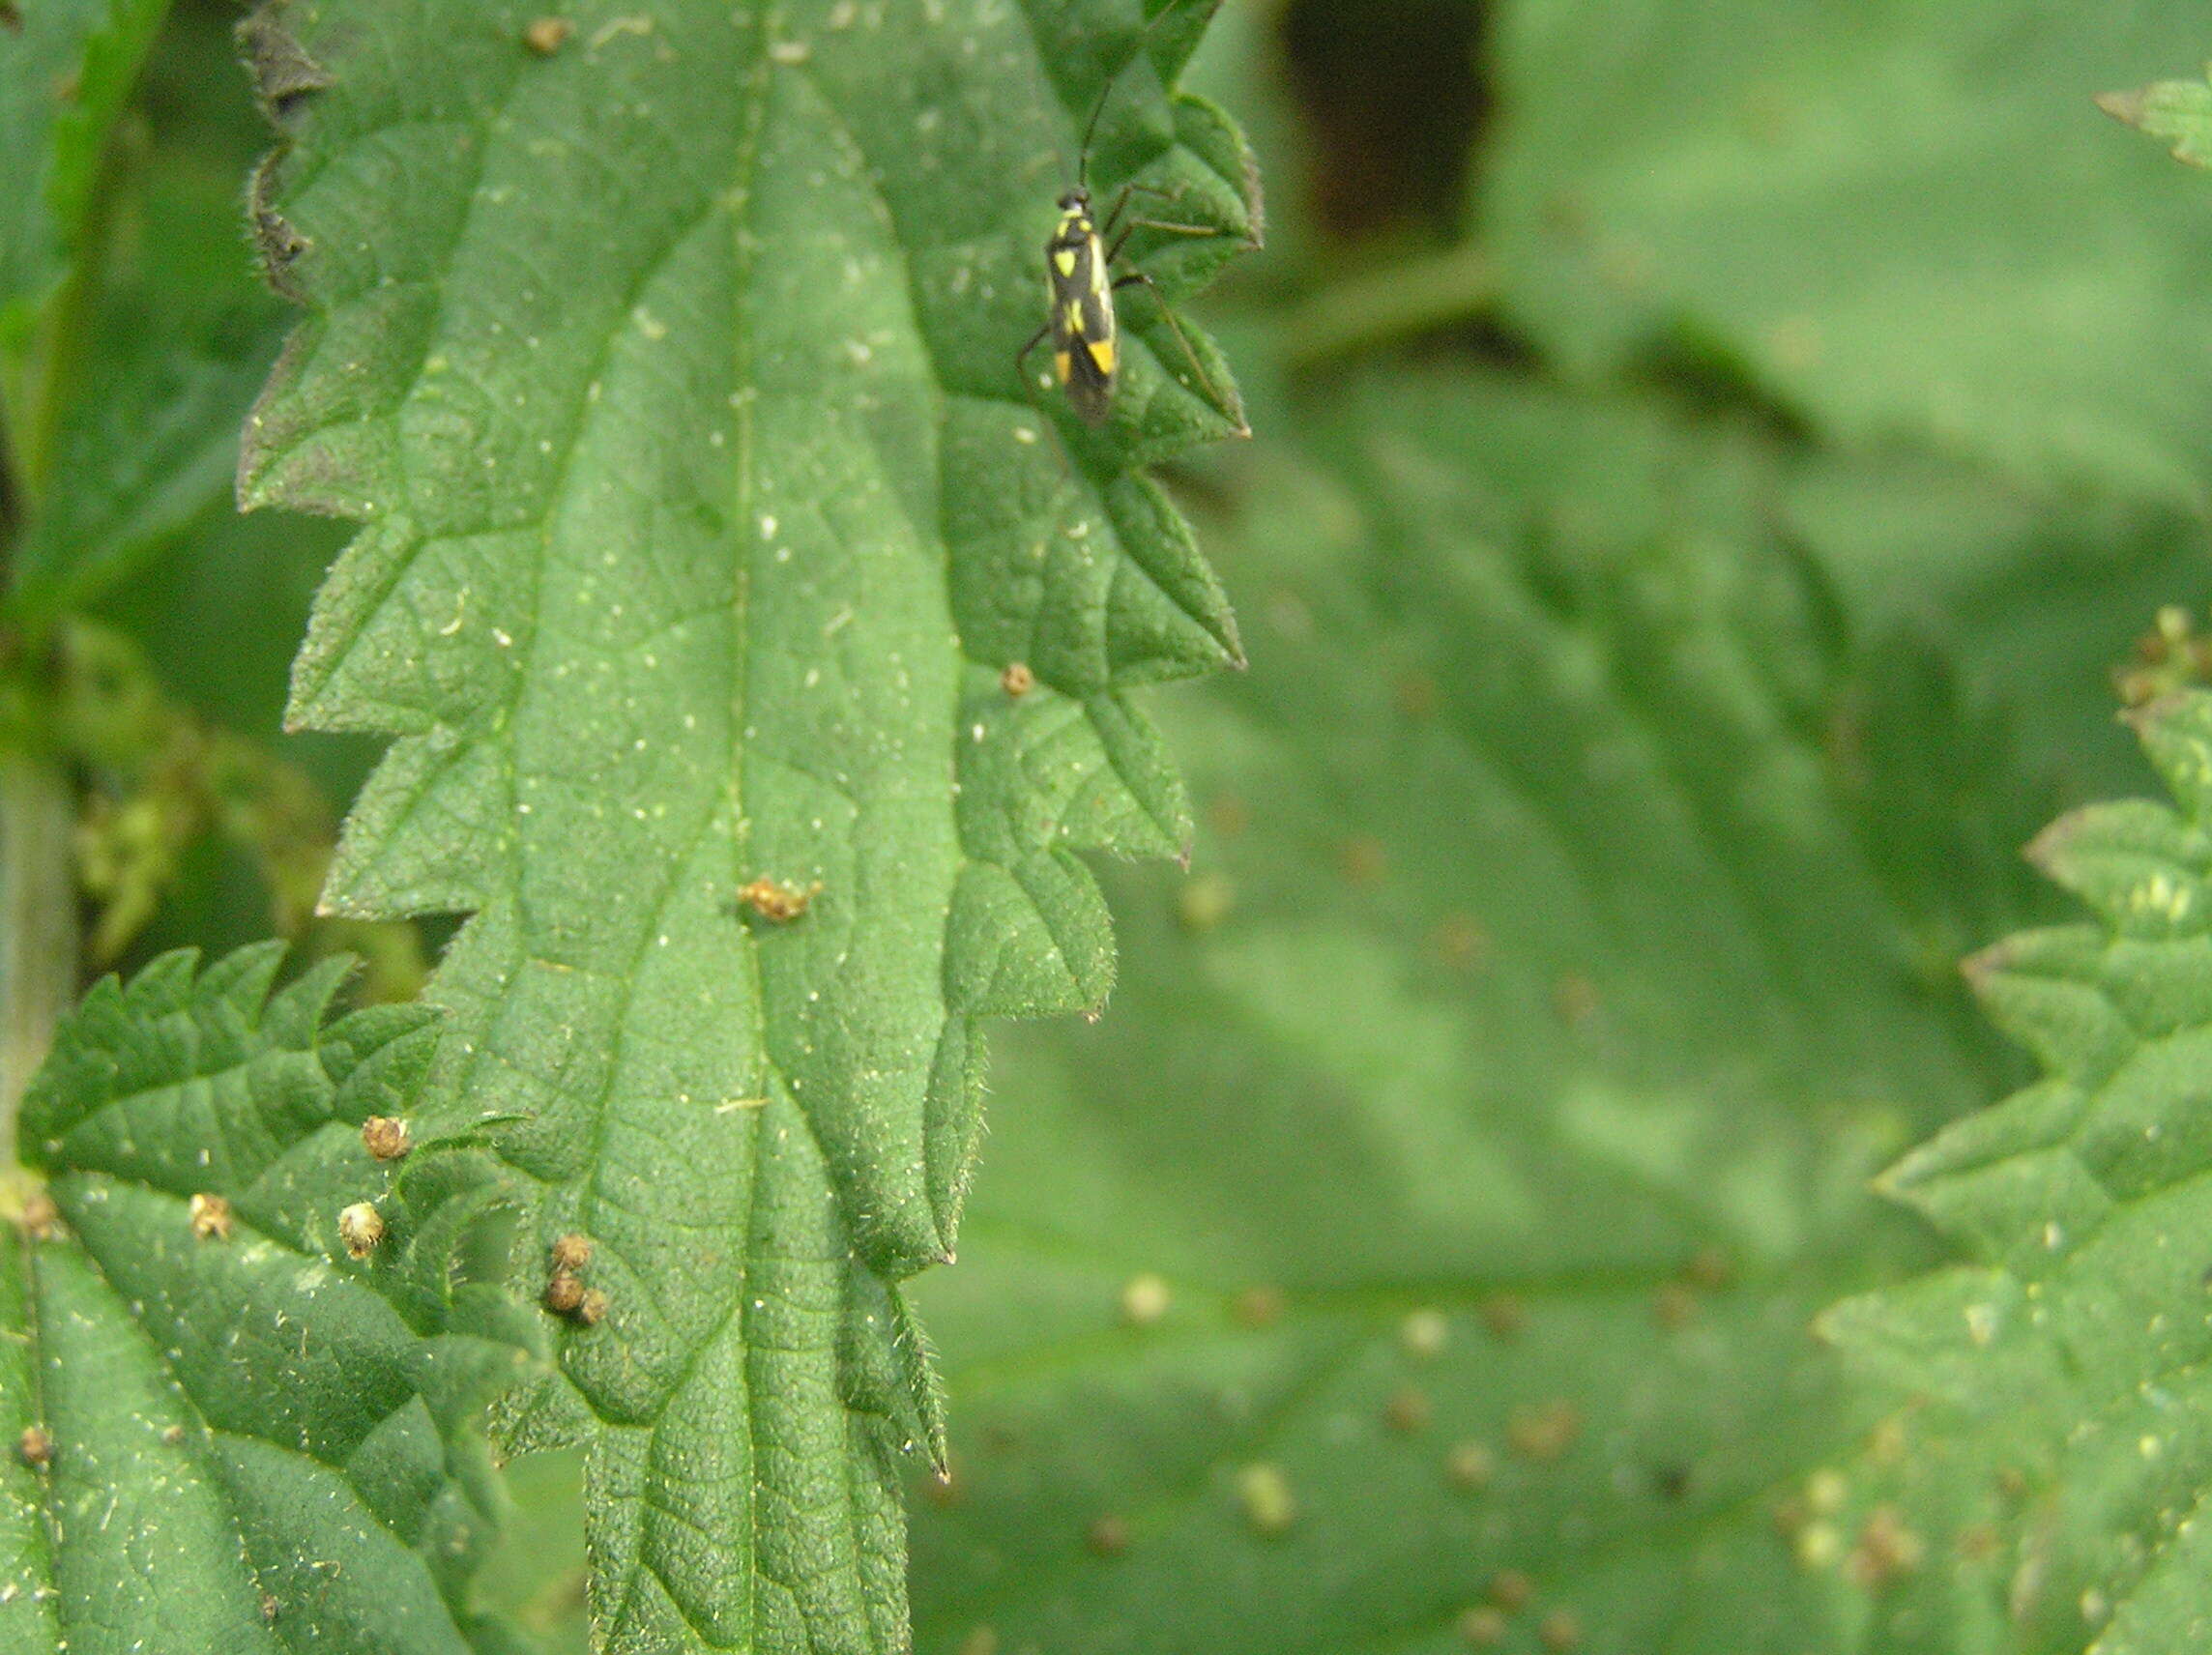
1121;1272;1171;1324
1236;1463;1295;1536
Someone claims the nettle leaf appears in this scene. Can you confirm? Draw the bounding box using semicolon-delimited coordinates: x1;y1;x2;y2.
1478;0;2212;504
234;1;1253;1649
1819;691;2212;1655
906;371;2029;1654
6;944;538;1653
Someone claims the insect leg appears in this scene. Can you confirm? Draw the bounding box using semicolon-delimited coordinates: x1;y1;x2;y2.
1111;269;1244;433
1014;318;1051;390
1100;180;1188;237
1106;215;1219;264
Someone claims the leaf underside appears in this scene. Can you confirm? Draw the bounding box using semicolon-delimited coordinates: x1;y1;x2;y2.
906;371;2036;1655
1479;1;2212;505
235;1;1255;1650
6;944;534;1655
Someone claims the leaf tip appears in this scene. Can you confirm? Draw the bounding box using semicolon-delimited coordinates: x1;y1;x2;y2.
2095;87;2147;127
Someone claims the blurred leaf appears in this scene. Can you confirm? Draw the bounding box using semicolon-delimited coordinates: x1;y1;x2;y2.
2100;65;2212;168
236;1;1255;1649
908;370;2043;1654
1479;0;2212;504
1821;690;2212;1655
6;0;293;621
0;0;168;334
7;944;538;1652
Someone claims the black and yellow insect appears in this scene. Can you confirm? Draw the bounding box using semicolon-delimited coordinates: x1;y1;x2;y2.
1018;18;1236;428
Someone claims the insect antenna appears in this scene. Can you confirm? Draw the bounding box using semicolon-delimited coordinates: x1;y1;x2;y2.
1075;2;1182;193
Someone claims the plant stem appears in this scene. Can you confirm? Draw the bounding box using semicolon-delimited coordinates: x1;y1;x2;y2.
0;756;76;1162
1282;241;1499;368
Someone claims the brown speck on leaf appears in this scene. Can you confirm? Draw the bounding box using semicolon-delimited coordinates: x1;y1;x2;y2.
552;1233;594;1272
738;875;821;923
544;1271;585;1316
1653;1282;1697;1329
1000;661;1035;698
1554;973;1599;1026
260;1592;280;1623
957;1628;998;1655
0;5;20;32
1394;672;1439;720
576;1289;610;1326
361;1116;411;1160
1848;1504;1924;1590
1456;1605;1507;1645
1685;1246;1732;1290
189;1192;235;1241
1445;1438;1494;1491
1435;913;1487;971
1507;1399;1581;1462
1957;1522;1999;1562
1538;1608;1581;1651
1384;1385;1431;1434
17;1426;52;1468
336;1202;385;1260
161;1423;188;1445
1087;1513;1129;1556
52;70;80;102
1479;1292;1526;1339
1771;1494;1809;1538
1339;834;1386;886
1208;794;1249;838
17;1188;59;1240
1867;1415;1908;1466
1488;1569;1534;1611
1231;1285;1283;1328
523;15;572;52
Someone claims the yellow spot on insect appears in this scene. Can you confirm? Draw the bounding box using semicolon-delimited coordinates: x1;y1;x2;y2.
1086;336;1116;376
1053;247;1077;277
1064;299;1086;334
1052;348;1072;384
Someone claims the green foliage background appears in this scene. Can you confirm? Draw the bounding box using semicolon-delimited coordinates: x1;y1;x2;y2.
10;1;2212;1653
